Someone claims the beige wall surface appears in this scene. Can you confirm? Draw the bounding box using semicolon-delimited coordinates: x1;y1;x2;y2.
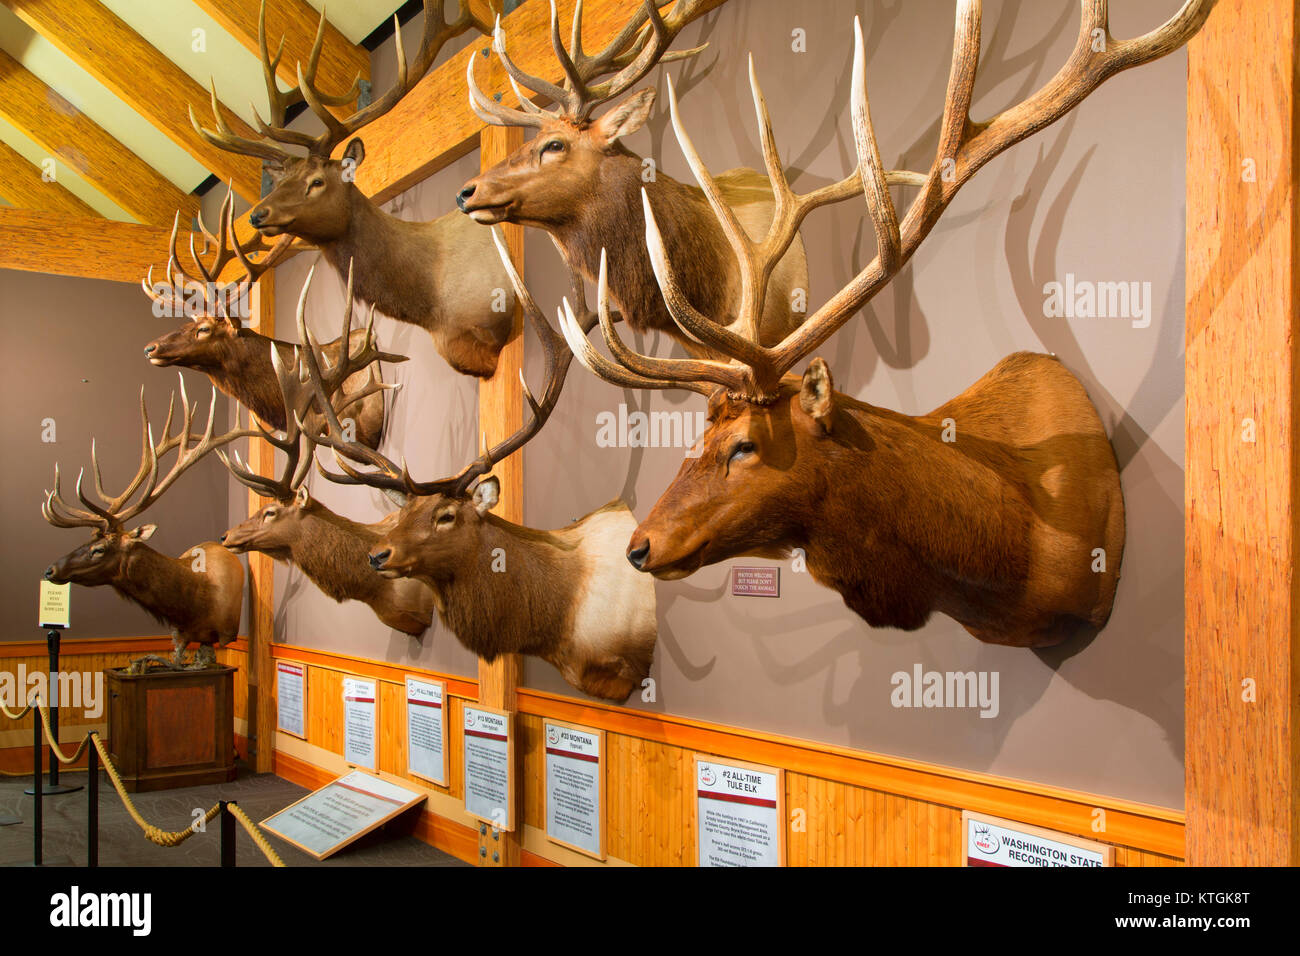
516;0;1187;808
1;269;234;640
261;0;1186;807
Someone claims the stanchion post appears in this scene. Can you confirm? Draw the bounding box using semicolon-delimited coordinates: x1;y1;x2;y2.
220;801;235;867
87;740;98;868
25;628;82;796
32;697;41;866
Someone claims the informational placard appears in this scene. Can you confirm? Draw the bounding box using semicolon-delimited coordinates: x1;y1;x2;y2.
405;677;446;787
342;677;377;771
731;566;780;597
38;580;70;629
261;770;425;860
544;720;604;860
963;811;1113;867
275;661;306;739
694;756;784;867
462;704;513;830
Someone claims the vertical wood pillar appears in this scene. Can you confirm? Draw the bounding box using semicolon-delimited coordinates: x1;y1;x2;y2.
246;273;278;775
477;125;526;866
1186;0;1299;865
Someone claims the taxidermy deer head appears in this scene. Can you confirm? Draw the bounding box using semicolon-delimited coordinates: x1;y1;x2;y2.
560;2;1217;647
190;0;515;378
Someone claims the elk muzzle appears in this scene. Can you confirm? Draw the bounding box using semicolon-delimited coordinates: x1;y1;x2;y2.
368;549;391;571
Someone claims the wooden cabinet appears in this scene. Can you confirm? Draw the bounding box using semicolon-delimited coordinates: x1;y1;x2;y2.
106;665;237;792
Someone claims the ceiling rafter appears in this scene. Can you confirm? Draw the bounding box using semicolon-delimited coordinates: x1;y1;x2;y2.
0;0;264;201
0;50;199;226
0;138;99;217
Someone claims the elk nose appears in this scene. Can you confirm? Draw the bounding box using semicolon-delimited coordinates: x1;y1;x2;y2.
143;343;156;355
455;185;475;211
43;566;55;580
369;549;391;570
627;542;650;571
219;532;227;544
249;207;267;227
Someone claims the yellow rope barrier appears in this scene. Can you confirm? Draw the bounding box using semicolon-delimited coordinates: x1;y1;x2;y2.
4;696;286;865
227;802;286;867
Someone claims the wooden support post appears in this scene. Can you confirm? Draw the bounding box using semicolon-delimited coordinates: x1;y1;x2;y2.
1186;0;1300;865
476;125;526;867
246;274;278;775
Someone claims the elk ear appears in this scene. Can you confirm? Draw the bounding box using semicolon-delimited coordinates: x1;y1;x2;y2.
343;137;365;169
592;89;656;145
472;476;500;515
127;524;157;542
799;358;835;434
295;485;310;507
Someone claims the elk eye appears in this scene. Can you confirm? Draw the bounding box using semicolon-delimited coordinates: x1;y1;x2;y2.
90;547;105;557
263;508;277;520
435;511;456;528
309;178;325;190
541;140;565;155
196;325;212;335
730;440;757;462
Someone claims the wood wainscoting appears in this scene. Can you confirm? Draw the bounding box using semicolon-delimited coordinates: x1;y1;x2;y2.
264;642;1182;867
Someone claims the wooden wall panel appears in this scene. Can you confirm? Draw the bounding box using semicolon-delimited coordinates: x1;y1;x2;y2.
1185;0;1300;865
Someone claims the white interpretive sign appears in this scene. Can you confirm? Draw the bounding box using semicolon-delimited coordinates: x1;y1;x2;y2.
405;677;446;786
963;811;1113;867
544;720;604;859
342;677;377;771
276;661;306;739
463;704;513;830
261;770;425;860
695;756;784;867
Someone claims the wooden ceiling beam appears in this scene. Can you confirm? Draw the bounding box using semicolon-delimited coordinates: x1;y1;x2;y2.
1;0;264;202
190;0;370;106
0;51;199;227
0;139;99;218
0;207;195;282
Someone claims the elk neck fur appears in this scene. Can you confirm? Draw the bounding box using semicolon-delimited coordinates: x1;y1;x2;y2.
317;195;515;378
425;500;657;699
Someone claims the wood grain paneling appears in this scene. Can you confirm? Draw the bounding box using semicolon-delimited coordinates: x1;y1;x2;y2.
0;139;98;217
0;50;199;225
246;276;277;773
264;639;1185;866
1185;0;1299;866
0;208;203;282
1;0;263;200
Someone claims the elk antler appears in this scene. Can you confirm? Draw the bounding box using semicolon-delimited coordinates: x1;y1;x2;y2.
141;185;294;325
42;378;262;534
313;228;594;500
562;1;1217;403
217;259;406;501
468;0;709;128
193;0;479;164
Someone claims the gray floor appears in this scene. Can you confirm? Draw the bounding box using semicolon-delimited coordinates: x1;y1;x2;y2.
0;763;469;867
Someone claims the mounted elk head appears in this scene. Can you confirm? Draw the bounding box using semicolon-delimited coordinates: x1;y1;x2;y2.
561;3;1218;648
42;382;258;667
308;231;657;700
459;0;822;352
143;191;401;452
217;267;435;637
190;0;515;378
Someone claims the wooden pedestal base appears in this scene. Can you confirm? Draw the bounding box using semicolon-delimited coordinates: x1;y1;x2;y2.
106;665;237;793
